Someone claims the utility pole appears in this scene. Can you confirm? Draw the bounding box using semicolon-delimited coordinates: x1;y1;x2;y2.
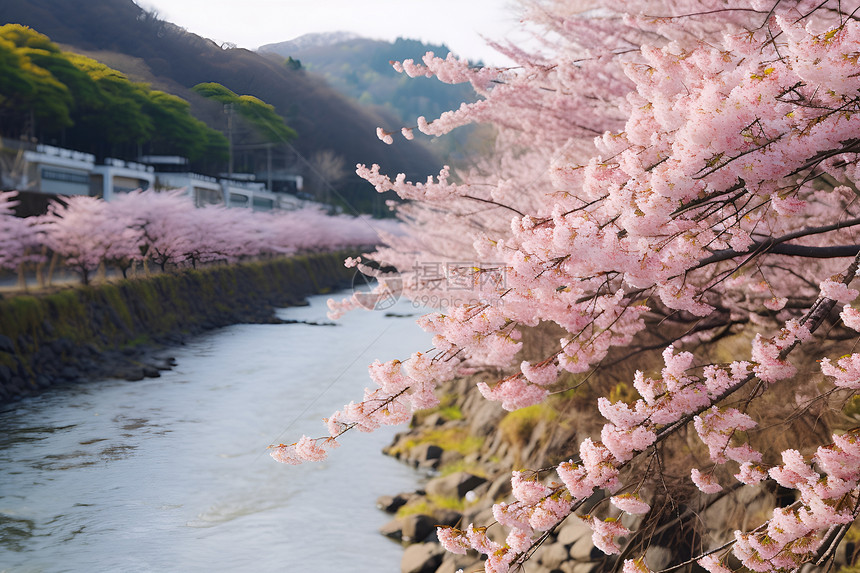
266;142;272;192
224;103;234;179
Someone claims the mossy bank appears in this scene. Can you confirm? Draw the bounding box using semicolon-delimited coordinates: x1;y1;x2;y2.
0;252;355;404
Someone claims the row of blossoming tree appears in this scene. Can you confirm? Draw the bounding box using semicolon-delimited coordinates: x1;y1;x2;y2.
0;190;395;286
271;1;860;572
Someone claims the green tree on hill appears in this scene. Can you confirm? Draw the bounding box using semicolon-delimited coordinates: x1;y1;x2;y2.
142;90;227;162
0;23;228;165
63;52;154;152
192;82;297;143
0;26;73;136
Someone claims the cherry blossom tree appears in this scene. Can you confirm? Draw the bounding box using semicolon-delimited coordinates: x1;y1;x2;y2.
273;2;860;572
0;191;27;272
42;195;140;284
0;191;44;283
171;204;259;268
109;189;198;272
260;206;402;255
28;189;397;282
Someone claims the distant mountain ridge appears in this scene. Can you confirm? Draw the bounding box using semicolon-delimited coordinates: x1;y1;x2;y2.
260;31;362;54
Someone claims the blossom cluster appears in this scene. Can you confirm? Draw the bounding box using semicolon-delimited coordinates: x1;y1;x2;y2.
715;432;860;573
0;191;42;272
271;349;461;464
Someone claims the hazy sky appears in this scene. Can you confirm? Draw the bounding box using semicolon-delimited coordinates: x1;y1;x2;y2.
138;0;525;65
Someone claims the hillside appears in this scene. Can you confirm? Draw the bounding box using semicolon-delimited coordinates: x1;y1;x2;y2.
0;0;443;214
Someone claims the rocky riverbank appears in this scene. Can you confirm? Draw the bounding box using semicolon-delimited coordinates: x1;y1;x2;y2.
372;371;854;573
0;253;355;405
374;373;601;573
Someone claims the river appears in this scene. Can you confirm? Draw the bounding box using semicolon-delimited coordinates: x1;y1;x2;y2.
0;293;431;572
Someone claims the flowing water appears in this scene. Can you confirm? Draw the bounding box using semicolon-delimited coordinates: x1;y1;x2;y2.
0;294;431;572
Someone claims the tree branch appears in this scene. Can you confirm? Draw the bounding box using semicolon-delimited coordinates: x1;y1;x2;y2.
695;216;860;268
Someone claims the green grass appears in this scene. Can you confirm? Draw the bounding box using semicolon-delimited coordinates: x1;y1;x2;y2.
412;393;464;426
499;403;558;446
0;295;45;340
438;404;464;421
388;426;484;458
395;494;468;518
438;459;489;478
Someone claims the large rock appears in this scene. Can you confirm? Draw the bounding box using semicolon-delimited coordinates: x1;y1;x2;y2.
644;545;674;570
401;513;437;543
569;531;600;561
120;367;145;382
384;432;410;459
463;377;507;436
380;517;404;540
401;542;446;573
538;541;572;569
142;365;161;378
435;509;463;527
411;443;443;467
439;449;464;467
436;553;483;573
0;334;15;353
426;471;487;499
377;493;411;513
486;473;513;501
559;561;597;573
557;519;591;547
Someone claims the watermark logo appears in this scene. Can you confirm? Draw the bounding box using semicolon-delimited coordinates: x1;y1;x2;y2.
350;260;507;311
350;264;403;311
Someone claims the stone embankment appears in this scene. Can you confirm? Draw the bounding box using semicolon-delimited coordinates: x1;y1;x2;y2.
0;253;354;404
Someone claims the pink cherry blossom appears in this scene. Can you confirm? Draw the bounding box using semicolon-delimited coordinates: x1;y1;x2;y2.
698;554;733;573
588;516;630;555
610;493;651;515
436;526;471;555
511;471;552;505
840;306;860;332
690;468;723;494
819;278;859;304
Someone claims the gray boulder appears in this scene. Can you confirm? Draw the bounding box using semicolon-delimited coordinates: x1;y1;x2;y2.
401;513;436;543
401;542;446;573
426;471;487;499
377;493;411;513
539;542;572;569
557;519;591;547
411;443;443;465
0;334;15;353
436;553;483;573
379;517;404;540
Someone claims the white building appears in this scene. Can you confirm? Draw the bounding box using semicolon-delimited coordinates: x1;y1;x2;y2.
1;144;305;212
222;178;302;211
20;144;96;196
91;158;155;200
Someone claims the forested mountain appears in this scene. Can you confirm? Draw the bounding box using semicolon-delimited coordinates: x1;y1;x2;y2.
0;0;444;213
259;34;478;129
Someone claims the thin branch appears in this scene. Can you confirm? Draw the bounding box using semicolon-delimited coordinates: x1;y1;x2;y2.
461;194;526;217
